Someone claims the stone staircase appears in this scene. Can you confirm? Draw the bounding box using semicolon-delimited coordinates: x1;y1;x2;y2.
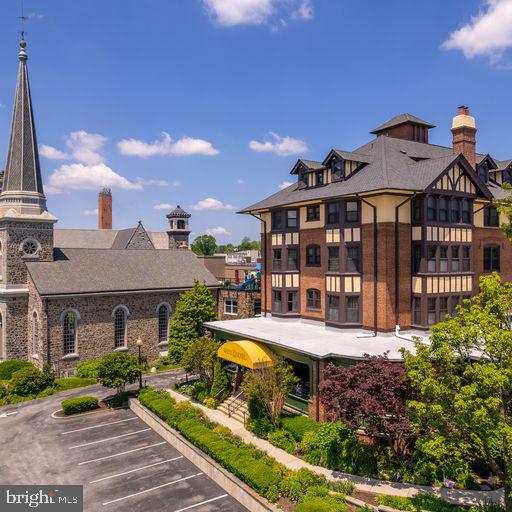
217;393;248;424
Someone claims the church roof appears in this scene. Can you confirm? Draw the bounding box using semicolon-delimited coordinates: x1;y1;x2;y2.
3;39;44;196
167;205;191;218
26;248;219;296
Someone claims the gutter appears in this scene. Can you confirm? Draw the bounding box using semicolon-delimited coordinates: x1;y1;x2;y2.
249;213;268;318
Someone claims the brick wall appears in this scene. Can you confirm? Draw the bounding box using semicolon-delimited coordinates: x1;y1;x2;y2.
473;227;512;288
300;228;325;319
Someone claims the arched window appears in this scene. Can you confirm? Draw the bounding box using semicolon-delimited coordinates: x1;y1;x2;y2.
157;304;170;344
113;307;127;348
63;311;77;355
0;312;4;360
31;311;39;356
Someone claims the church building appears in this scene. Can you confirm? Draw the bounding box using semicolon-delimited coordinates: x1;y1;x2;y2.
0;38;218;376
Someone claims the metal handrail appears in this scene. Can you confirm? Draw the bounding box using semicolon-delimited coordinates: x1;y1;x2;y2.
227;390;246;417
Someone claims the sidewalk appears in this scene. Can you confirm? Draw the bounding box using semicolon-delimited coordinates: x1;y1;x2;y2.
167;389;503;506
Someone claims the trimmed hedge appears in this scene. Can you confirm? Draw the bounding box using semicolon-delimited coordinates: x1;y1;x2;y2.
375;494;463;512
61;396;99;415
280;414;320;441
268;429;297;454
75;359;102;380
9;366;54;396
0;360;33;380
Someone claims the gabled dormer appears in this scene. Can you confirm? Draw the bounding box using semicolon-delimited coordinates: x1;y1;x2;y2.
290;159;325;189
476;154;498;184
322;150;371;183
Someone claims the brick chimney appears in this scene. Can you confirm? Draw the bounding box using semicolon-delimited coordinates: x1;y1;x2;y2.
98;187;112;229
451;106;477;169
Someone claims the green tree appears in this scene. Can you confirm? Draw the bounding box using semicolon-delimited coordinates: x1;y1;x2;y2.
403;273;512;506
180;336;219;390
242;357;299;426
191;234;217;256
210;359;230;402
96;352;139;394
168;280;217;364
237;236;261;251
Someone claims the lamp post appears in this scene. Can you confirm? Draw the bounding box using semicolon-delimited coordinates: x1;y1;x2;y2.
136;337;143;390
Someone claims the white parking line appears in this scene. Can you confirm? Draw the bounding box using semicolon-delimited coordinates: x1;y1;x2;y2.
68;428;150;449
79;441;166;465
90;456;183;483
61;417;138;435
173;494;229;512
102;473;203;506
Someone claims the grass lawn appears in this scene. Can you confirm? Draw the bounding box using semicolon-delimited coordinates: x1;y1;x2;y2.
54;377;96;391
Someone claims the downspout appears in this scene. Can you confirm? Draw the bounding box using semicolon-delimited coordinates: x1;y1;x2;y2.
250;213;268;318
45;297;50;368
355;195;378;335
395;193;418;326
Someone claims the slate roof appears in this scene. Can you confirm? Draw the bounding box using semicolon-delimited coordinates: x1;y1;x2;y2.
167;205;191;218
26;248;219;296
370;113;436;134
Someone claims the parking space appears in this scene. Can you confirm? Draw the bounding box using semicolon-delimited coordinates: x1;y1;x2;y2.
52;408;247;512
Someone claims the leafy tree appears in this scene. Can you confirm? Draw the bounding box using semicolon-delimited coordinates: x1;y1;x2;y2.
96;352;139;394
237;236;261;251
168;280;217;364
319;355;414;460
403;274;512;508
241;357;298;426
9;365;55;396
497;184;512;241
191;234;217;256
225;243;235;253
180;336;219;390
210;359;230;401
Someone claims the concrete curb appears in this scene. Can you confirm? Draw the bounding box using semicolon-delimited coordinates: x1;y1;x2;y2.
129;398;279;512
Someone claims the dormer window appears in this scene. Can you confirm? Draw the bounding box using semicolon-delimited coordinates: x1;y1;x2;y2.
299;170;308;188
477;161;490;183
315;170;324;186
332;159;344;181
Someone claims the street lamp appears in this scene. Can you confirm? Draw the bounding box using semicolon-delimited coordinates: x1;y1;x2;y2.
136;337;143;390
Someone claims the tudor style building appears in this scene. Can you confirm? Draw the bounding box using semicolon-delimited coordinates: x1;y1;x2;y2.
206;108;512;419
0;38;218;375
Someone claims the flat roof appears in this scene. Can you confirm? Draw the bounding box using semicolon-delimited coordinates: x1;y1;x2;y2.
204;317;429;361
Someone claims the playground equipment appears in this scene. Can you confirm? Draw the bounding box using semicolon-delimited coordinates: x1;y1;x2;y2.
237;264;262;290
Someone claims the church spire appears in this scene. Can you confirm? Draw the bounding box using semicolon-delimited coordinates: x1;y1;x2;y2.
1;37;47;216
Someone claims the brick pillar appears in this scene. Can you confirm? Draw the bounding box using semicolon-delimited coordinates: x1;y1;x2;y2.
98;188;112;230
451;106;477;169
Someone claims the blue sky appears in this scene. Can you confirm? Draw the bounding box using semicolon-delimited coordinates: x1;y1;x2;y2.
1;0;512;243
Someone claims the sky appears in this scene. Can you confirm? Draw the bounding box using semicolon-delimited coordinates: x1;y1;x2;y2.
1;0;512;243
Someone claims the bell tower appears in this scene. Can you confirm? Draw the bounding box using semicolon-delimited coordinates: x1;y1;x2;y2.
166;205;191;250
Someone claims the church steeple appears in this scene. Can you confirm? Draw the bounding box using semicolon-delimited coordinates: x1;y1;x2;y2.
1;37;47;216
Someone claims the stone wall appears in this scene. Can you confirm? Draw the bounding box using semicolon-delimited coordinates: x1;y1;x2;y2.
1;295;29;361
217;289;261;320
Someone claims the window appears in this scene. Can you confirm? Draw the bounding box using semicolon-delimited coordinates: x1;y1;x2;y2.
345;246;360;273
483;245;500;272
315;170;324;186
439;297;448;320
484;205;499;227
327;295;340;322
451;198;461;223
451;246;460;272
272;248;282;271
286;358;311;400
158;305;170;342
326;202;340;225
286;209;298;228
413;297;422;325
412;197;422;222
306;289;321;310
332;159;344;181
306;205;320;222
114;308;127;348
462;246;471;272
477;162;489;183
345;296;360;323
225;299;238;315
272;290;282;313
413;244;422;273
31;311;39;356
439;197;449;222
63;311;77;355
427;246;436;272
439;246;448;272
272;211;282;230
327;246;339;271
177;219;185;229
299;171;308;188
450;296;460;317
287;247;298;270
427;196;437;221
345;201;359;223
254;300;262;316
462;199;472;224
427;298;436;325
287;291;298;313
21;238;39;257
306;245;321;266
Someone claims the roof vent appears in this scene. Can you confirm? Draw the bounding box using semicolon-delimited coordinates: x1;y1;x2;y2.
400;149;407;154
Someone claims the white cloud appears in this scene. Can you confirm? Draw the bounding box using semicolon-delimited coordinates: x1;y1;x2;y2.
443;0;512;65
80;208;98;216
237;179;246;185
190;197;236;211
136;178;169;187
249;132;308;156
117;132;219;157
153;203;174;210
46;163;142;193
206;226;232;236
66;130;107;165
279;180;293;189
203;0;313;27
39;144;69;160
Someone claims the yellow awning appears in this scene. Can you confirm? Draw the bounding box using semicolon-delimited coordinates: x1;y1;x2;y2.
218;340;274;369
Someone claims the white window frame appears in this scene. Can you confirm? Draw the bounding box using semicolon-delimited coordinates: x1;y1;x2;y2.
112;305;129;350
156;302;171;346
224;299;238;315
60;308;80;357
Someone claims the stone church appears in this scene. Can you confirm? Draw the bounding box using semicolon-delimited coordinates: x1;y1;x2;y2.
0;39;218;376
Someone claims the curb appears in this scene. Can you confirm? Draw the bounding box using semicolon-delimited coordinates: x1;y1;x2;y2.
129;398;279;512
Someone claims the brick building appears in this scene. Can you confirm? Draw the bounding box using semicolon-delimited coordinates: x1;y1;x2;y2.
0;39;218;375
206;109;512;419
